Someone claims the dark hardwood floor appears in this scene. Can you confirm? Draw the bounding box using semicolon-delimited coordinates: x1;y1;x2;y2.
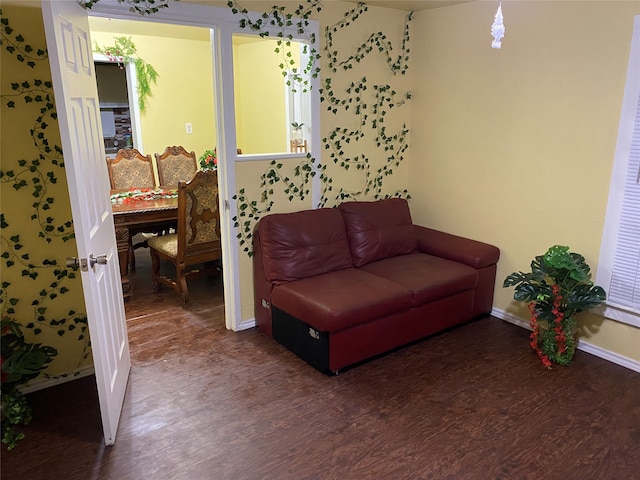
2;247;640;479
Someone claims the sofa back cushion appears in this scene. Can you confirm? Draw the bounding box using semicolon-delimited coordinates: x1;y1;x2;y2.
339;198;418;267
258;208;354;284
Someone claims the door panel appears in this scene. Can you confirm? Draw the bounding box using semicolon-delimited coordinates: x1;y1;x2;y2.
41;0;130;446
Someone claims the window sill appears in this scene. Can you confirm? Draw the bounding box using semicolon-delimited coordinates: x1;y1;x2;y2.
598;303;640;328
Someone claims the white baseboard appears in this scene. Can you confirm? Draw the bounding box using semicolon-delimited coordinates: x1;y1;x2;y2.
491;308;640;374
20;365;96;394
235;317;256;331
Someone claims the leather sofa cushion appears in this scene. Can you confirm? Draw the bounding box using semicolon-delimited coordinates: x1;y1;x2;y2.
258;208;353;284
359;253;478;307
272;268;413;332
339;198;418;267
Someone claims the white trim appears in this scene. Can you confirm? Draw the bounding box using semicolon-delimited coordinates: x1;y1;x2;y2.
235;318;257;331
491;308;640;374
125;60;143;152
599;303;640;328
19;365;96;394
235;152;314;162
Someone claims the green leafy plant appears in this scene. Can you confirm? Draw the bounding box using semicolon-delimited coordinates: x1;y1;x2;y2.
503;245;606;367
93;36;159;112
1;316;57;450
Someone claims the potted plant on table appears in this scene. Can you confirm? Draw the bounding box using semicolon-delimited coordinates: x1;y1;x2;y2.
503;245;606;368
199;148;217;170
291;122;304;146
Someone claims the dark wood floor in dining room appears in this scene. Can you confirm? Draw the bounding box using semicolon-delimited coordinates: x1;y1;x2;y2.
2;250;640;480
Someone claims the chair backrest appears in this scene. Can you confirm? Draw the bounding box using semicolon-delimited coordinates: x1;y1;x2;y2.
155;145;198;187
107;148;155;189
176;169;222;263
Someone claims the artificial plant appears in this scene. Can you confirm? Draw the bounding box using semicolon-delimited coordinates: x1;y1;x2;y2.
504;245;607;367
1;317;58;450
93;36;159;112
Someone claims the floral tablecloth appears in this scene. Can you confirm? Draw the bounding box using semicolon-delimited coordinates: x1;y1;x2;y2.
110;188;178;205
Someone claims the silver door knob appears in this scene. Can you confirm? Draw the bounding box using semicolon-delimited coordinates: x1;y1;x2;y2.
89;254;108;267
66;257;80;268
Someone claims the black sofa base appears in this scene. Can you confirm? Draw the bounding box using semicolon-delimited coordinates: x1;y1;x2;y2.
272;306;332;374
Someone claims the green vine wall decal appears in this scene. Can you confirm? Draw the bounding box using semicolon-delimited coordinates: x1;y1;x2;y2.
81;0;172;16
234;157;322;256
325;2;412;75
231;1;412;255
321;2;412;205
0;8;91;381
226;0;321;93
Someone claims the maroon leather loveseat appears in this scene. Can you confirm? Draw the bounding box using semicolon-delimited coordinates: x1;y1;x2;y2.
252;198;500;374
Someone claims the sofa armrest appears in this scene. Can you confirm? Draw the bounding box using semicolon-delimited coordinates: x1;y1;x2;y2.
414;225;500;269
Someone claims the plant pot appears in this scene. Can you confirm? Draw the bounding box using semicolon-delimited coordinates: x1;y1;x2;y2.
292;129;304;146
532;317;578;366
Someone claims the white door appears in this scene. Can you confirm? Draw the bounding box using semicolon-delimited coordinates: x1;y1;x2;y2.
41;0;130;446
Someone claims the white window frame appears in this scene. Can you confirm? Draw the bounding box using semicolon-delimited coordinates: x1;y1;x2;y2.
285;71;312;149
596;15;640;328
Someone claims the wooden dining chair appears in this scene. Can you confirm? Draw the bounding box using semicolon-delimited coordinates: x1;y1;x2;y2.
107;148;156;189
107;148;160;271
155;145;198;187
147;169;222;307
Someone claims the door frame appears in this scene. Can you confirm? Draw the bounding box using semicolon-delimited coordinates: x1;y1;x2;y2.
80;0;320;331
86;1;243;330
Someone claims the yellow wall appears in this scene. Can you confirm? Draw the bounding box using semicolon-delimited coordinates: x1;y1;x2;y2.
317;2;412;205
233;36;290;154
409;0;640;361
1;1;92;379
7;0;636;383
89;19;217;161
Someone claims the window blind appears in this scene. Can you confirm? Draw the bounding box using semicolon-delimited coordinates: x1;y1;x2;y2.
607;92;640;313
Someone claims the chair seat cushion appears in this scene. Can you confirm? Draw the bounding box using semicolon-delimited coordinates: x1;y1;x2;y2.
148;233;178;258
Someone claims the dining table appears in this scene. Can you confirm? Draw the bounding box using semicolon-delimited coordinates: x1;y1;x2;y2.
110;188;178;300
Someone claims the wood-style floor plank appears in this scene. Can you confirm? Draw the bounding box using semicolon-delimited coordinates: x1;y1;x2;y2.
2;249;640;479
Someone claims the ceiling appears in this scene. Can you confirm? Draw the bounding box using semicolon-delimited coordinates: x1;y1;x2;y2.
184;1;474;12
342;0;474;10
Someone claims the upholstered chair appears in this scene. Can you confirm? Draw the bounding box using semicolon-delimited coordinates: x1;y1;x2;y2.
147;169;222;306
107;148;156;189
155;145;198;187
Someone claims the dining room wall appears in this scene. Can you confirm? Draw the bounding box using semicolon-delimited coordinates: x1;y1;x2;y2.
233;37;292;155
89;20;217;162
